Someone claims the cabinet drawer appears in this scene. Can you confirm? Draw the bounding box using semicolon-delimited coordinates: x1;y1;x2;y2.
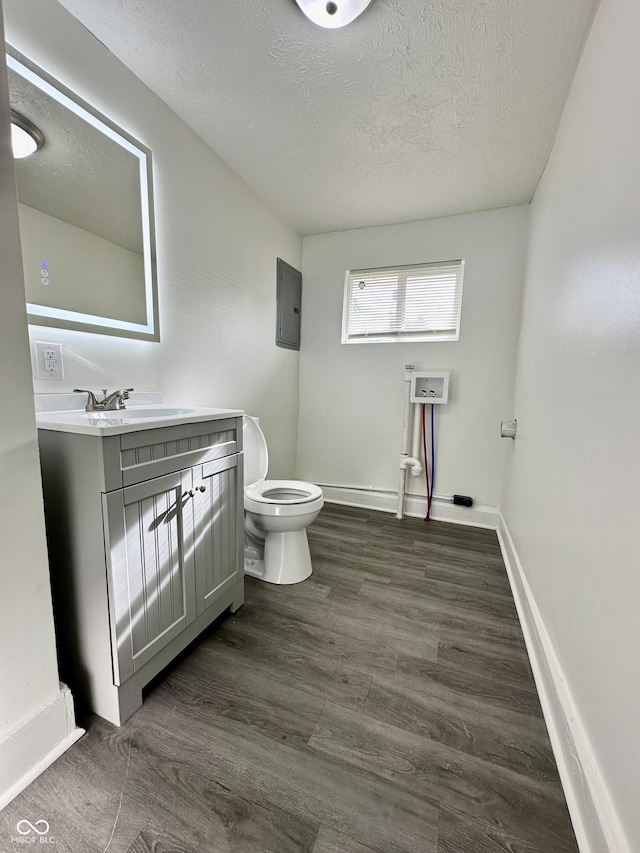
104;417;241;490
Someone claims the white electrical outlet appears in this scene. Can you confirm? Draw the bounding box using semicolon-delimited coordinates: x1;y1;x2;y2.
34;341;64;380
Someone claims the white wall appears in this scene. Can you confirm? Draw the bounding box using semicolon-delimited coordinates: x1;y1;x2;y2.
4;0;303;478
0;4;81;809
501;0;640;847
297;206;528;523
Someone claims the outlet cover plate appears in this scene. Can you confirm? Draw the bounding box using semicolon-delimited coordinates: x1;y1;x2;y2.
34;341;64;380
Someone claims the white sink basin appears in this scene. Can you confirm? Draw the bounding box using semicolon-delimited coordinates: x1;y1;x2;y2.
82;407;195;420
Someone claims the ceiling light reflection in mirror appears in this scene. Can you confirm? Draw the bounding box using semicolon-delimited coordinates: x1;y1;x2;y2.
7;52;159;341
10;109;45;158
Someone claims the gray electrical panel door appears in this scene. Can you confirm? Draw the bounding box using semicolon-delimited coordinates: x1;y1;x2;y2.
276;258;302;350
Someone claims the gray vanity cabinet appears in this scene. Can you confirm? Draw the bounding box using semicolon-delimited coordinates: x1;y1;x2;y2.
38;415;244;726
103;452;242;685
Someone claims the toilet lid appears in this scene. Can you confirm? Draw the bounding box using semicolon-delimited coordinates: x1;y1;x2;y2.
242;416;269;486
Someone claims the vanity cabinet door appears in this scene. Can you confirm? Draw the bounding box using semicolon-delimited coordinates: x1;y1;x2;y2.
192;454;243;616
103;469;196;684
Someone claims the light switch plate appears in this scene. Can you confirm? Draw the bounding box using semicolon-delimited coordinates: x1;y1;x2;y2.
34;341;64;380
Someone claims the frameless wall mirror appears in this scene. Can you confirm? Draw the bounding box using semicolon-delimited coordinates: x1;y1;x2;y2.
6;47;159;341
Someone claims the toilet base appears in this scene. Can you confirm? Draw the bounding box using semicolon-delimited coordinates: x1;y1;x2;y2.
244;528;312;585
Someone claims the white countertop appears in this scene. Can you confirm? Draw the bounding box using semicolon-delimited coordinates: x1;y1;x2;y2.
36;405;244;436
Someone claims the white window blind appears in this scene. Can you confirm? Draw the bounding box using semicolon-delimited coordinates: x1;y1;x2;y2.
342;260;464;344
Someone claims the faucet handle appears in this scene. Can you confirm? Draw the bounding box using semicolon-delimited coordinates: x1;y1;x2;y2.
74;388;99;407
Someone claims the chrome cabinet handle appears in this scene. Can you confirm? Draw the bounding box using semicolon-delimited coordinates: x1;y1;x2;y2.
183;486;205;498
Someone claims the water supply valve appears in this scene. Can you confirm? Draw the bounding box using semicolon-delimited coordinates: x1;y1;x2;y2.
410;371;450;404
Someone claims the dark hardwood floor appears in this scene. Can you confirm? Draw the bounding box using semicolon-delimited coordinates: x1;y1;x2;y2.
0;504;578;852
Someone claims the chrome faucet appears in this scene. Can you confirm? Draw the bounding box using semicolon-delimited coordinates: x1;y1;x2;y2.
74;388;134;412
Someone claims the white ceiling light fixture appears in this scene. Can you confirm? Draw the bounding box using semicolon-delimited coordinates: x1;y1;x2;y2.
293;0;375;29
10;110;45;159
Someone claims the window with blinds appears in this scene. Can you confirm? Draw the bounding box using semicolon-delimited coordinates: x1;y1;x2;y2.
341;260;464;344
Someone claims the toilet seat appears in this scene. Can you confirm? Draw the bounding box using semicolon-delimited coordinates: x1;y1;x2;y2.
243;418;322;516
245;478;323;504
244;478;324;517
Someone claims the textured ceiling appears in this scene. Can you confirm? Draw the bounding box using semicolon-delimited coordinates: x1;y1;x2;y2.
55;0;599;236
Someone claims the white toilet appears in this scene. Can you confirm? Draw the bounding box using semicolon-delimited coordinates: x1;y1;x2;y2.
243;416;324;584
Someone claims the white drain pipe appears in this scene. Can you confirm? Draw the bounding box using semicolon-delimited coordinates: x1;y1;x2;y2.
396;365;423;519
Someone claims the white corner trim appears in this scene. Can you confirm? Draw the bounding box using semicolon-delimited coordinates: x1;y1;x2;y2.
319;483;499;529
497;514;630;853
0;683;84;811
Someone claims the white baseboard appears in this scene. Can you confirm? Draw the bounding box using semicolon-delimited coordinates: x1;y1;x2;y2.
498;515;630;853
0;683;84;812
320;484;499;529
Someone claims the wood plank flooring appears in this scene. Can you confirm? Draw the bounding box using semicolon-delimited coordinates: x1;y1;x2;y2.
0;504;578;852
